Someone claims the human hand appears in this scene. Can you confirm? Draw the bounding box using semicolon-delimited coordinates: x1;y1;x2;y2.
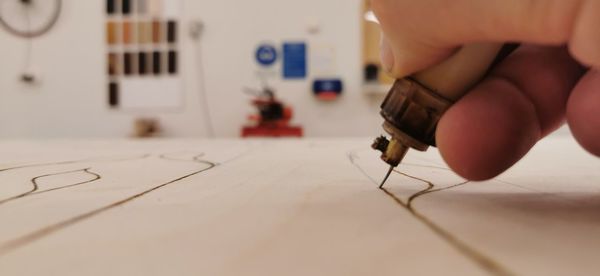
372;0;600;180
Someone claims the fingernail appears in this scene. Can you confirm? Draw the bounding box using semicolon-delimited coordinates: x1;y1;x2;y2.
380;35;394;73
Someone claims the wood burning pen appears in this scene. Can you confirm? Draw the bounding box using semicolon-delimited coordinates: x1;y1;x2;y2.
373;43;518;188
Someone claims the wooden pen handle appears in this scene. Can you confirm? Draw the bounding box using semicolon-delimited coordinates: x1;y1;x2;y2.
413;43;504;101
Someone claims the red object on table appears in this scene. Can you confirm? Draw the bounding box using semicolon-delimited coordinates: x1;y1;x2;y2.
242;125;303;137
241;92;303;138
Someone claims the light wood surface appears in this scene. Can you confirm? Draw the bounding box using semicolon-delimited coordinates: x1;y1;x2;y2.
0;138;598;276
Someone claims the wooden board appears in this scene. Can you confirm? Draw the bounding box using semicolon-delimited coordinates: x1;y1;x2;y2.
0;137;598;275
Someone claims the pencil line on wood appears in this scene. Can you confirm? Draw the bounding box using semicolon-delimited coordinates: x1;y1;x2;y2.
0;155;149;206
0;154;151;173
0;168;102;206
0;154;216;256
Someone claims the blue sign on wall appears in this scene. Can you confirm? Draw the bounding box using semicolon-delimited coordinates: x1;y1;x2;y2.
313;79;343;93
283;42;307;79
255;44;278;66
313;79;343;101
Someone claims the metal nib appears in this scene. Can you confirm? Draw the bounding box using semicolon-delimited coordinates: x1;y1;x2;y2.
379;166;394;189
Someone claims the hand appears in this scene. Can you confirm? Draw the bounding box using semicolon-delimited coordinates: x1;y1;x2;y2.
372;0;600;181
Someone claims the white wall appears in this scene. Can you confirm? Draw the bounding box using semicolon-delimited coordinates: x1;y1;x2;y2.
0;0;386;138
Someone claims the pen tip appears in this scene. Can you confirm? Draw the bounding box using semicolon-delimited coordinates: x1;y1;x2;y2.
379;166;394;189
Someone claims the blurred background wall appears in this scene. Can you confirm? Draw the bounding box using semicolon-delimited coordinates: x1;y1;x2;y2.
0;0;394;138
0;0;570;138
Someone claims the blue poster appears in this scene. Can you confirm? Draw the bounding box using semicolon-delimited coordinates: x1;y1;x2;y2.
283;42;307;79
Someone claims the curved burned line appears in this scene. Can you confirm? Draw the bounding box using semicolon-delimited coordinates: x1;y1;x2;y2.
0;154;217;256
31;168;101;196
0;168;101;206
394;170;470;209
347;149;513;276
396;171;435;208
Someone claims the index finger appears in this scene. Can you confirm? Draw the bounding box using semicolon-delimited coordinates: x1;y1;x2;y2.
372;0;590;77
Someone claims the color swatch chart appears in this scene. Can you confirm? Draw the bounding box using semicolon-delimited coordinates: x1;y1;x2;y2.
106;0;183;110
